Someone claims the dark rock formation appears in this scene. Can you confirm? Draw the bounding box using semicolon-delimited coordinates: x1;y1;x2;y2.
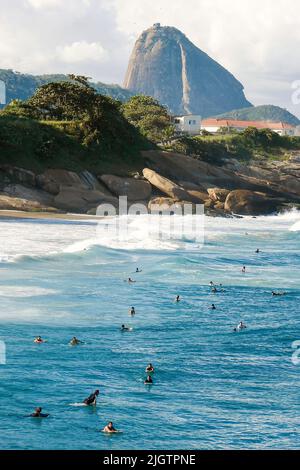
124;24;251;117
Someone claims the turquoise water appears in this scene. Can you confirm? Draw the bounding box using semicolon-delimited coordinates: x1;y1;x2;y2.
0;212;300;450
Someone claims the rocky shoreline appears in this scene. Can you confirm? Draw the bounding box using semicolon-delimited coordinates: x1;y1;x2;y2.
0;150;299;219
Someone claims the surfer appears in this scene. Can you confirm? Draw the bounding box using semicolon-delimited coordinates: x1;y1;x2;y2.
175;295;181;302
234;322;247;332
255;249;260;254
129;307;136;316
211;286;218;294
69;337;84;346
272;291;287;297
83;389;100;406
29;407;49;418
128;278;136;283
210;304;217;310
34;336;44;344
144;375;153;384
121;325;132;332
103;422;118;433
136;268;142;273
146;363;154;373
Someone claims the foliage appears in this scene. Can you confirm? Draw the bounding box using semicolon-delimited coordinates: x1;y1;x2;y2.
6;79;143;152
122;95;175;143
169;129;300;165
0;69;134;109
214;104;300;127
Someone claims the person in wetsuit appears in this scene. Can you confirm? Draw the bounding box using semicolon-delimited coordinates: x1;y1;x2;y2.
69;337;84;346
144;375;153;384
83;390;100;406
29;407;49;418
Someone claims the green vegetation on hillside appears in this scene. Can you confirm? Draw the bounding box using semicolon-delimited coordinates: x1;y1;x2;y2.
0;78;151;175
122;95;175;143
169;127;300;165
0;69;134;108
213;105;300;126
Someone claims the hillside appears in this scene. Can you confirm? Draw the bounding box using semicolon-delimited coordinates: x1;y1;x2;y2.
0;69;134;108
124;24;252;117
214;105;300;126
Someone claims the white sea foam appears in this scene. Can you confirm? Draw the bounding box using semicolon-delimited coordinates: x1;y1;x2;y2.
0;286;58;298
0;210;299;261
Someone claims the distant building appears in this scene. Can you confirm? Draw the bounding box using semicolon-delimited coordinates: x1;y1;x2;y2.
201;119;295;136
174;115;201;135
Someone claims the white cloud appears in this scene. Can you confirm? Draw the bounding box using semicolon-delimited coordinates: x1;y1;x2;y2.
57;41;107;63
0;0;299;117
27;0;63;8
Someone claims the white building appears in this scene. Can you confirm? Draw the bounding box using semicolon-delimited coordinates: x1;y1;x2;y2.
174;115;201;135
201;118;295;136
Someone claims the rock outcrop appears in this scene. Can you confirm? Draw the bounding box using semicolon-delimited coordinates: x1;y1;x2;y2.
207;188;231;203
3;184;54;206
0;194;59;212
224;190;280;216
36;169;86;195
143;168;191;201
100;175;152;201
53;187;118;213
148;197;196;213
0;165;36;187
124;24;251;117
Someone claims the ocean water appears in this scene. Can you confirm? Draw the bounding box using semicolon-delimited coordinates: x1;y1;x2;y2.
0;211;300;450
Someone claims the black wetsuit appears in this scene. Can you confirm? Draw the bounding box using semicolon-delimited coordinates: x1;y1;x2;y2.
84;392;98;405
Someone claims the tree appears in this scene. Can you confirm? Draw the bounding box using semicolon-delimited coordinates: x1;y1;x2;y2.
26;80;136;148
122;95;173;143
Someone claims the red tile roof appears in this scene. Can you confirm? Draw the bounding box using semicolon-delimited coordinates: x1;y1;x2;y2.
202;118;295;130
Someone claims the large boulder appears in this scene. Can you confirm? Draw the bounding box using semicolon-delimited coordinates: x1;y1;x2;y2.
0;165;36;187
100;174;152;201
0;194;59;212
224;190;280;215
3;184;54;206
207;188;231;203
143;168;191;201
148;197;196;214
79;170;107;191
36;169;85;195
54;187;119;213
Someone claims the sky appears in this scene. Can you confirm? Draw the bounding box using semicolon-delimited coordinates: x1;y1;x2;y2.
0;0;300;117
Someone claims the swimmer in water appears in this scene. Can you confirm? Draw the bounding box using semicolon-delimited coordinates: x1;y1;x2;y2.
255;249;260;254
127;278;136;283
234;322;247;332
242;266;246;273
210;281;215;287
34;336;44;344
129;307;136;316
136;268;142;273
103;422;118;433
175;295;181;303
144;375;153;384
29;407;49;418
210;304;217;310
146;363;154;373
121;325;132;332
83;389;100;406
69;337;84;346
211;286;218;294
272;291;287;297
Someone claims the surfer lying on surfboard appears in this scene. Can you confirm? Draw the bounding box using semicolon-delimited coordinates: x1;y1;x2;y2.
83;390;100;406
